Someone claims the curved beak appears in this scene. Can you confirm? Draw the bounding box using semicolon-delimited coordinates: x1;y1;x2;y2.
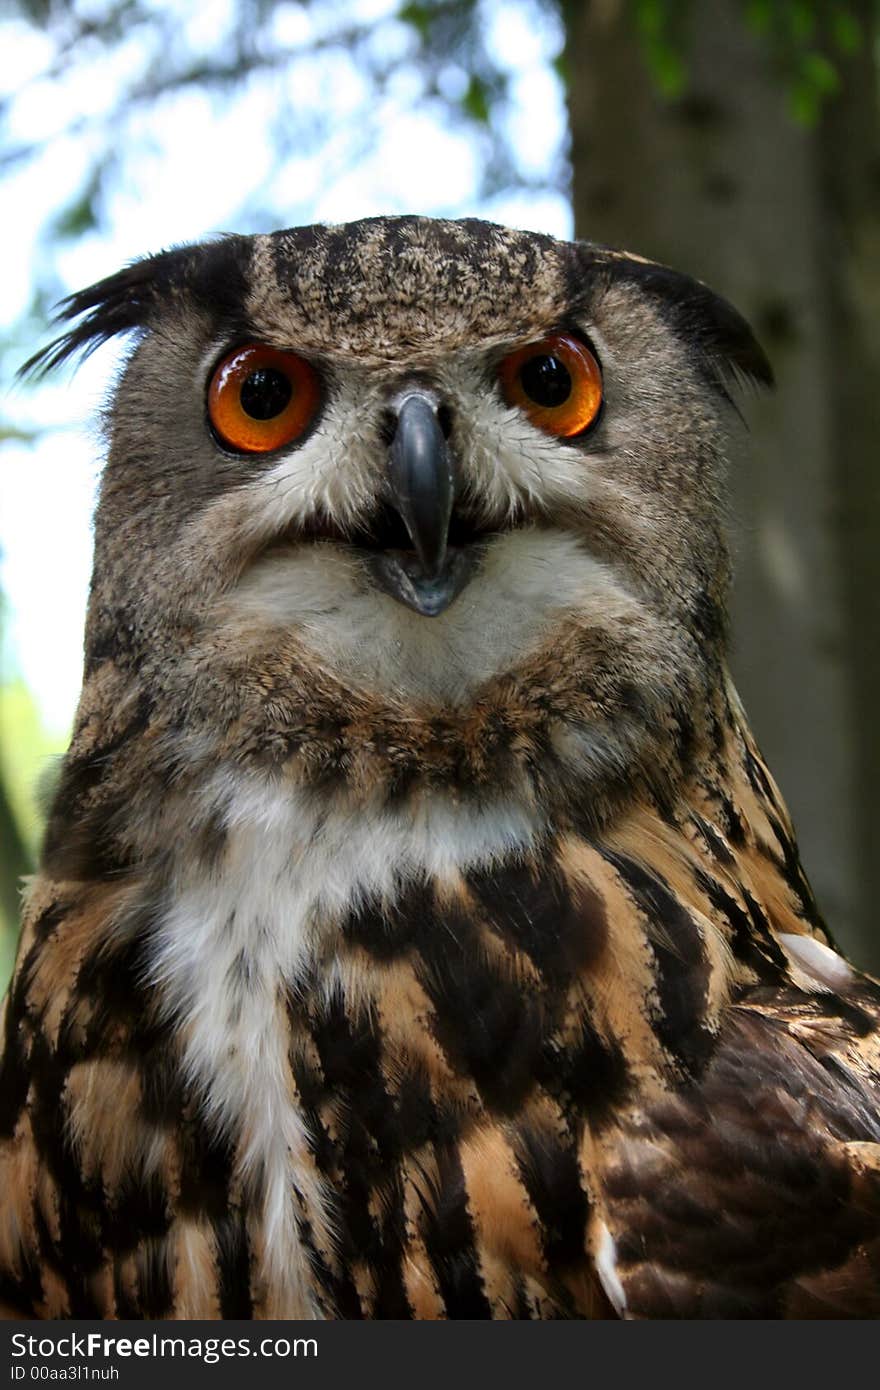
365;388;478;617
388;391;455;580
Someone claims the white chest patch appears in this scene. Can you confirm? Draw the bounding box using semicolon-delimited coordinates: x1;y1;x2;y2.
149;773;543;1315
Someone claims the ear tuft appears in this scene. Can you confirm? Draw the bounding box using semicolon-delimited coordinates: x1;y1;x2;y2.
18;235;250;379
581;247;774;396
18;249;188;379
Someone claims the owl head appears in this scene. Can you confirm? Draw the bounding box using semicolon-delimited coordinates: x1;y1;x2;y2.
30;216;771;828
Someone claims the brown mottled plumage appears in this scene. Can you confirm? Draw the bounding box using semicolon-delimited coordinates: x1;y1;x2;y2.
1;216;878;1319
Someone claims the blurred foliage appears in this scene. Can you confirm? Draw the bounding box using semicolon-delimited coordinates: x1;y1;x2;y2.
0;679;63;861
0;0;567;442
1;0;858;330
630;0;691;95
1;0;566;262
0;0;860;377
626;0;868;118
742;0;865;121
0;677;65;989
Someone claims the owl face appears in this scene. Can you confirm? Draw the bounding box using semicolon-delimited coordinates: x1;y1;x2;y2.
37;217;770;813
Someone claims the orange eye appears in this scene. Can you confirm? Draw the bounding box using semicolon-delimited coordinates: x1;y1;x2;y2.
499;333;602;438
208;344;320;453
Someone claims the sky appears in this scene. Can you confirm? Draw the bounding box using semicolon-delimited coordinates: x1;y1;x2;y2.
0;0;571;736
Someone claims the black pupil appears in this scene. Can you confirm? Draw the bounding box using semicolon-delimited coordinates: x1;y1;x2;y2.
520;353;572;408
240;367;292;420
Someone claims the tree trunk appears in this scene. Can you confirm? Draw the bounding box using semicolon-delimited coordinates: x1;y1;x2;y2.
818;0;880;974
564;0;878;968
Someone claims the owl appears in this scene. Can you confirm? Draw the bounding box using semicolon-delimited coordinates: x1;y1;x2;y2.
1;216;879;1321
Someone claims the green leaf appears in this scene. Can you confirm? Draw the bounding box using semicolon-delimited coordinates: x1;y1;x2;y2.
652;43;685;97
632;0;687;97
787;0;815;44
51;187;99;239
801;49;840;95
831;7;862;54
635;0;664;40
788;76;820;126
462;75;490;125
0;423;41;444
397;1;432;41
0;678;65;860
744;0;773;35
